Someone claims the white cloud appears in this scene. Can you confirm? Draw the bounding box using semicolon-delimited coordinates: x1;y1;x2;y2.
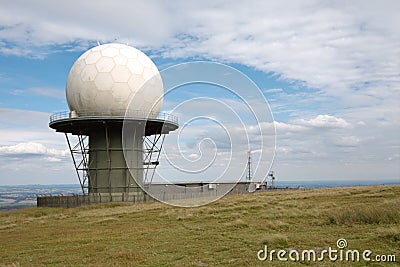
333;136;360;147
0;142;68;157
187;153;199;159
0;142;47;155
292;114;350;129
273;121;305;132
44;157;62;162
263;88;284;94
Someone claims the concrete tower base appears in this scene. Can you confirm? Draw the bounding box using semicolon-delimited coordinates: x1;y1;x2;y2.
89;122;144;194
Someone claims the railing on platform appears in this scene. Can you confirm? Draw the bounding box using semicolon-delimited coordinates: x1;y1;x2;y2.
49;110;178;124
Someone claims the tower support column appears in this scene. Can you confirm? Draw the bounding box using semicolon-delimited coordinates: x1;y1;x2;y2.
89;122;144;194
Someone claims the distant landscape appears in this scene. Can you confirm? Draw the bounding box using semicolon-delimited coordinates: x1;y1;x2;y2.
1;179;398;211
0;184;81;211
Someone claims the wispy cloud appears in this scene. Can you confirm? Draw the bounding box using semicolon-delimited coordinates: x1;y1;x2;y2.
11;87;64;99
29;88;64;99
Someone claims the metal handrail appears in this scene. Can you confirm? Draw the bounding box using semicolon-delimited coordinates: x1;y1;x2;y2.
49;110;178;125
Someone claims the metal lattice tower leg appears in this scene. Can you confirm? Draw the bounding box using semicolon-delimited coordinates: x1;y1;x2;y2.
65;133;90;195
143;133;166;188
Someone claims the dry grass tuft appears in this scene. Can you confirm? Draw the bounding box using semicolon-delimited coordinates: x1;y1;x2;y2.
327;203;400;225
225;218;249;229
260;234;289;247
375;226;400;242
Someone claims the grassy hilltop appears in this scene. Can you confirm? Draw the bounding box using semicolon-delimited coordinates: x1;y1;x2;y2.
0;185;399;266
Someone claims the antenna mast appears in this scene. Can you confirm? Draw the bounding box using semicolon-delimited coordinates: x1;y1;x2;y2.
246;151;252;181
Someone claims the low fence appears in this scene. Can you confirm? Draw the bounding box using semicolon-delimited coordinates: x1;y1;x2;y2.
37;183;252;208
37;193;155;208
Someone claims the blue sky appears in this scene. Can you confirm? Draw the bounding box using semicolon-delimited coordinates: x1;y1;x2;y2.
0;0;399;185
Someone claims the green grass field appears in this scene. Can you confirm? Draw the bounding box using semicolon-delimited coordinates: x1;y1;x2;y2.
1;185;399;266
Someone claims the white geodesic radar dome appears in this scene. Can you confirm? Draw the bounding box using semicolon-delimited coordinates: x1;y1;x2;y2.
66;43;163;117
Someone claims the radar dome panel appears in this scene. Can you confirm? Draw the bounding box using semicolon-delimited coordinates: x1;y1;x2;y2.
66;43;163;117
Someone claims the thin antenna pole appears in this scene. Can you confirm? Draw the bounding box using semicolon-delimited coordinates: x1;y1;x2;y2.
247;151;252;181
